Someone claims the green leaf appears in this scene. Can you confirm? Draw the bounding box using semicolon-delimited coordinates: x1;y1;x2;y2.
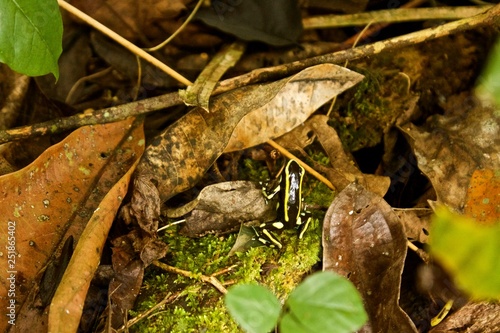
430;208;500;300
476;37;500;107
280;271;367;333
225;284;281;333
0;0;62;78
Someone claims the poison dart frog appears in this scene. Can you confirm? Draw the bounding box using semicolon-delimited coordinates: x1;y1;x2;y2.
254;159;312;248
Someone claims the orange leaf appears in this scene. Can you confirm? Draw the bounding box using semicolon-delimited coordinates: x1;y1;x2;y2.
0;117;144;332
48;155;140;333
464;169;500;225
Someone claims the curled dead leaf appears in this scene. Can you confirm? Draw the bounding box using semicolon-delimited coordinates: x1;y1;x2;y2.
177;181;277;237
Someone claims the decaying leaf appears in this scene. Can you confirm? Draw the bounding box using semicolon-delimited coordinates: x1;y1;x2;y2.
129;64;362;232
177;181;277;237
399;99;499;210
395;208;432;244
224;64;364;152
196;0;303;46
108;230;147;329
306;115;390;196
323;183;417;333
0;117;144;333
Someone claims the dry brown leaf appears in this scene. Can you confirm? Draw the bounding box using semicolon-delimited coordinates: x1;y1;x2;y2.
394;208;432;244
48;154;141;333
0;117;144;333
307;115;390;196
323;183;417;333
224;64;364;152
129;65;358;231
399;100;499;211
71;0;189;41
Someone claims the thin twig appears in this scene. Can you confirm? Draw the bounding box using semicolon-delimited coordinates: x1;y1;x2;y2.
145;0;205;52
303;5;491;29
0;92;182;144
116;292;181;332
407;240;430;264
57;0;193;86
152;260;228;294
266;139;335;191
342;0;426;46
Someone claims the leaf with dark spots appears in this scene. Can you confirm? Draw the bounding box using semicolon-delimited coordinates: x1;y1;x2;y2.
0;117;144;333
323;183;417;333
49;152;142;333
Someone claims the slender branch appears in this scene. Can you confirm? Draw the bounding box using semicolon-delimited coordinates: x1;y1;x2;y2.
266;140;335;191
153;260;228;295
0;93;182;144
145;0;205;52
116;292;181;332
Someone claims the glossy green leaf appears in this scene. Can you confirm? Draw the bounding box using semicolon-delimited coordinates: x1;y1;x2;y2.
476;37;500;107
225;284;281;333
280;271;367;333
0;0;62;78
430;208;500;300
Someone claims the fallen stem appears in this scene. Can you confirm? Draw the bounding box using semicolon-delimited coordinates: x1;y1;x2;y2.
303;5;492;29
266;139;335;191
116;292;181;332
152;260;228;294
145;0;205;52
0;92;182;144
214;4;500;93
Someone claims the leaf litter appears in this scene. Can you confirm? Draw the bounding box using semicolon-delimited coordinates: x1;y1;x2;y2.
0;1;499;332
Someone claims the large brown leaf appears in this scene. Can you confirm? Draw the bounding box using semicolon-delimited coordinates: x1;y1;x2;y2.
224;64;364;152
0;117;144;332
322;183;417;333
130;65;362;231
